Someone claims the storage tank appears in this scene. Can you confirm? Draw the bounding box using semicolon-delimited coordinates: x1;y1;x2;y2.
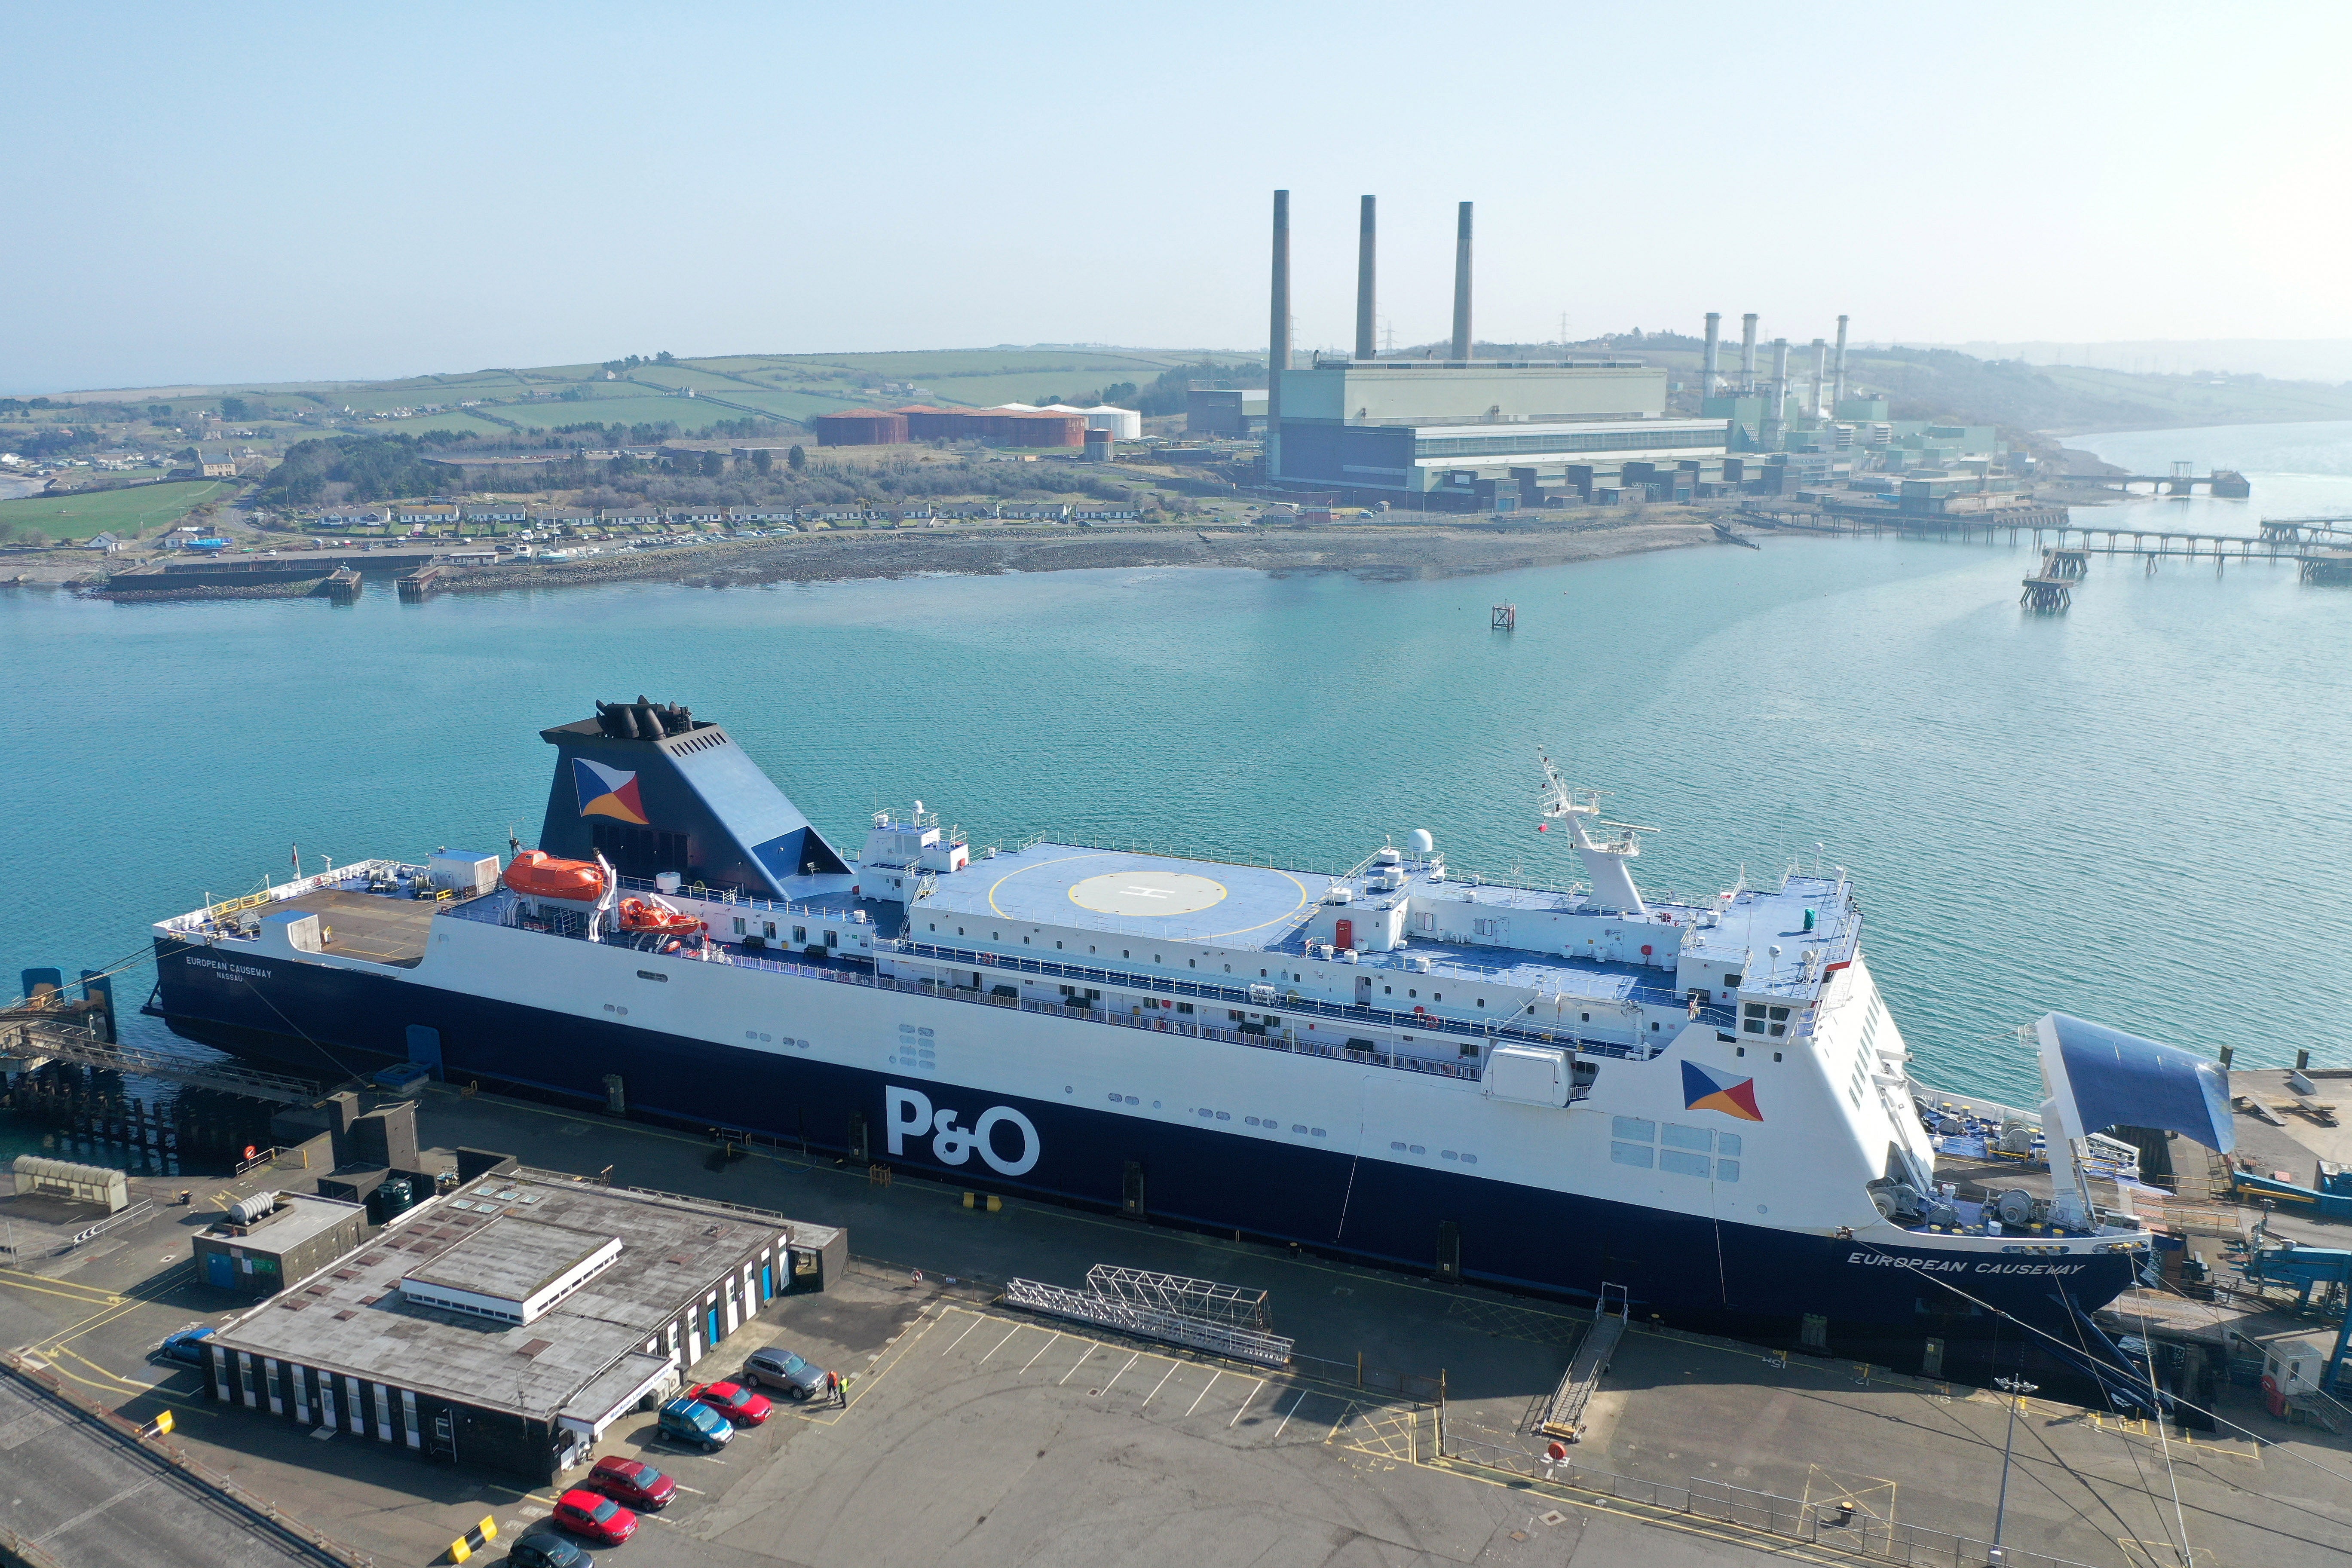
1082;428;1114;462
992;411;1084;448
813;410;909;447
894;406;968;441
1078;405;1142;440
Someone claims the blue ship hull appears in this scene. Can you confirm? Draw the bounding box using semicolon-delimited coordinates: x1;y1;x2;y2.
153;936;2138;1355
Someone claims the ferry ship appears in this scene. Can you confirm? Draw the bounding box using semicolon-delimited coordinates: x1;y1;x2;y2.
147;699;2233;1374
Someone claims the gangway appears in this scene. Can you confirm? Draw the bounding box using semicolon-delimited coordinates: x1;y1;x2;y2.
0;1019;325;1103
1540;1282;1627;1439
1000;1265;1293;1366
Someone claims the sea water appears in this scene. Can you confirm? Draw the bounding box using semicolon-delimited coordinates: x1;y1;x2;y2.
3;421;2348;1130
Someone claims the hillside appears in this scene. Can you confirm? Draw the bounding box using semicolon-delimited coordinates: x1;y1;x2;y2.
24;347;1260;441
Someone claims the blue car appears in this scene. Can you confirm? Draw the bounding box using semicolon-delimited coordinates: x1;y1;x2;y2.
156;1326;216;1366
656;1396;732;1450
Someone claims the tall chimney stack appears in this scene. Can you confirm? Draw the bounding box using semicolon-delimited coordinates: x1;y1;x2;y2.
1740;313;1759;393
1355;195;1377;362
1810;338;1827;418
1764;337;1790;447
1267;189;1289;479
1831;315;1850;412
1450;202;1473;362
1702;312;1721;399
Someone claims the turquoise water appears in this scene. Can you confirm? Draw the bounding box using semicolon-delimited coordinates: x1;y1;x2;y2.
4;420;2349;1119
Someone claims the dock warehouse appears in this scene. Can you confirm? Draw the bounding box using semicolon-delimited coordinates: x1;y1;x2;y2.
202;1165;846;1482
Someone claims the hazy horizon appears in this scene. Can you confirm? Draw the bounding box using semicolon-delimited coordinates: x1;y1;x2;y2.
9;2;2349;395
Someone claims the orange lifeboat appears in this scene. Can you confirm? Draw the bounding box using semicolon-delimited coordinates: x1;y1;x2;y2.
617;896;706;937
503;851;607;903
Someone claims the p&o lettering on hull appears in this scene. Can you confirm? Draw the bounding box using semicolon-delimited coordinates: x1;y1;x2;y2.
886;1085;1040;1176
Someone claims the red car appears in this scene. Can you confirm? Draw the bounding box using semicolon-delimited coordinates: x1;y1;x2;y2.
688;1380;772;1427
552;1488;637;1546
585;1455;677;1511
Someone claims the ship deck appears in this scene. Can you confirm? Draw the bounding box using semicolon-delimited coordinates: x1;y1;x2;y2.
919;844;1338;949
276;887;435;967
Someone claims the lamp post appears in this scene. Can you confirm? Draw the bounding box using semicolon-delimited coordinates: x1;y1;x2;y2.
1989;1375;2039;1562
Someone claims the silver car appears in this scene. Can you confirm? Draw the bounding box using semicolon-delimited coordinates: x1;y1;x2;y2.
741;1346;830;1401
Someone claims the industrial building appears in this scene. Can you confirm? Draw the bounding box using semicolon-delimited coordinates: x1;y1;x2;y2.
1185;388;1266;436
1260;193;1731;508
195;1191;370;1296
201;1161;846;1483
818;404;1120;448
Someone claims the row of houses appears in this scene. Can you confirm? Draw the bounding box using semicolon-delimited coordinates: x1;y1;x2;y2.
296;501;1147;531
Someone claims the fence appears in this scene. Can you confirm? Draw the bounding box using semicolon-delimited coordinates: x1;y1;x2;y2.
1437;1420;2103;1568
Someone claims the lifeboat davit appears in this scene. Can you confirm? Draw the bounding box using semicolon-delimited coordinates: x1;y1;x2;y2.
617;896;706;937
502;851;607;903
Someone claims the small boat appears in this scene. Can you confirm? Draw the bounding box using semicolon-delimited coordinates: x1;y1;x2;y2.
502;851;606;902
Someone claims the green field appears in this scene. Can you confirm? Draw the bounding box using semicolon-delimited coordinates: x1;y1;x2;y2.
0;479;230;539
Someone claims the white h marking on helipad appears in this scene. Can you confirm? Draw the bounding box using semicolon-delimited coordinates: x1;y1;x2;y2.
1119;886;1170;899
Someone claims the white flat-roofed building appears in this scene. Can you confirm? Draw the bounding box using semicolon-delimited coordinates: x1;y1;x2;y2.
202;1164;844;1484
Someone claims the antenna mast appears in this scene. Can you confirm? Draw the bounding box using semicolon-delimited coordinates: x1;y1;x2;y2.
1537;752;1653;915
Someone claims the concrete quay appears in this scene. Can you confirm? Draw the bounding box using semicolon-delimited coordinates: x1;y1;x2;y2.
1;1082;2346;1568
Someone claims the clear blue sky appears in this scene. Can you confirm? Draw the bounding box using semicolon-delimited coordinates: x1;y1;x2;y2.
6;2;2346;392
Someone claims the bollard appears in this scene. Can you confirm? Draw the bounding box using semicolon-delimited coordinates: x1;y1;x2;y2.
140;1409;175;1438
446;1515;498;1563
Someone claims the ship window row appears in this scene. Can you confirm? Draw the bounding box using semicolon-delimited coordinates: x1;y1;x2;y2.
1743;1002;1792;1036
1388;1139;1479;1164
1609;1142;1740;1181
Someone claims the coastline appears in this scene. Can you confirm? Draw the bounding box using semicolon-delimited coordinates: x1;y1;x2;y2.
9;512;1737;599
432;513;1730;593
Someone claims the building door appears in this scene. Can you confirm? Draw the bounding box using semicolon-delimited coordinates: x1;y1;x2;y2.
207;1252;235;1289
848;1110;869;1164
1334;919;1353;951
1356;975;1372;1006
1436;1221;1462;1284
706;1307;721;1347
404;1025;442;1073
761;1263;774;1303
1121;1161;1145;1219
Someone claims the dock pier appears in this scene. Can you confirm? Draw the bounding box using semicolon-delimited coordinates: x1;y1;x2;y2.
394;564;449;601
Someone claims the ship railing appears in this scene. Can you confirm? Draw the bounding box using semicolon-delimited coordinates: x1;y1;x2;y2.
601;873;861;923
162;858;426;934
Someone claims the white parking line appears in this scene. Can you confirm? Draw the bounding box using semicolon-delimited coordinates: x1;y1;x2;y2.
1271;1388;1308;1441
1097;1351;1142;1396
1057;1348;1098;1386
1019;1332;1062;1374
1228;1378;1268;1428
939;1316;983;1357
974;1327;1022;1366
1184;1371;1225;1417
1139;1361;1181;1408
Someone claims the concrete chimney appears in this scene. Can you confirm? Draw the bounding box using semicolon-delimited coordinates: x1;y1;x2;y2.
1831;315;1850;412
1355;195;1377;362
1764;337;1790;447
1268;189;1289;479
1451;202;1473;362
1810;338;1827;418
1740;313;1759;393
1702;312;1721;399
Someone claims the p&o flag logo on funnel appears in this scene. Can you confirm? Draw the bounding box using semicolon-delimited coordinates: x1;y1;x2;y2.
1681;1060;1763;1122
573;757;649;825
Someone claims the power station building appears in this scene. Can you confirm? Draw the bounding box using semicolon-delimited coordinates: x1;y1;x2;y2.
1261;193;1730;508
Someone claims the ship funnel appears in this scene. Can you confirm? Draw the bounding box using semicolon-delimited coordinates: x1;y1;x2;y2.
538;701;849;895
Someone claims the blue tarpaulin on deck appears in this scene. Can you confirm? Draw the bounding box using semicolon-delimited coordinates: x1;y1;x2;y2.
2036;1013;2234;1154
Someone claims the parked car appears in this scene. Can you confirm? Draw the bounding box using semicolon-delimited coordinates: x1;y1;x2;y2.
741;1346;830;1402
505;1532;592;1568
656;1395;732;1450
688;1380;771;1427
155;1326;216;1366
584;1456;676;1511
551;1489;636;1546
